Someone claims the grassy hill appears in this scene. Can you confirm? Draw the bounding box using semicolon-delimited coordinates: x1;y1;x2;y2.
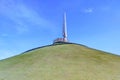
0;43;120;80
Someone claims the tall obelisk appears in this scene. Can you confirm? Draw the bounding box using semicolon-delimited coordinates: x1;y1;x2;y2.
63;12;68;42
53;12;68;43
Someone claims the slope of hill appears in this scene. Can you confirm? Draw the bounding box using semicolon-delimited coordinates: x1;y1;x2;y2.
0;43;120;80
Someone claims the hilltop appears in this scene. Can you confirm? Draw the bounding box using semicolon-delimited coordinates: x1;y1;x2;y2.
0;43;120;80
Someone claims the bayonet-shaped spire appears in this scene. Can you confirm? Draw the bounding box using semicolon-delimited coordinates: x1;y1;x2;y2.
53;12;68;43
63;12;68;42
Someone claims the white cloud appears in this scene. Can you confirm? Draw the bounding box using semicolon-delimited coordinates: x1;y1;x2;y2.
83;8;94;13
0;0;54;34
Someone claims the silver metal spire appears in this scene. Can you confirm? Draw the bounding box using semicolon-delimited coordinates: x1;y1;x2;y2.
53;12;68;43
63;12;68;42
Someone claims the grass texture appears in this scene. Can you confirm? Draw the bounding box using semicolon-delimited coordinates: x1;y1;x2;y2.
0;43;120;80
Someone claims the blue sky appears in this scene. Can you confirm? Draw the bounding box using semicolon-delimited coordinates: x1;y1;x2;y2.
0;0;120;59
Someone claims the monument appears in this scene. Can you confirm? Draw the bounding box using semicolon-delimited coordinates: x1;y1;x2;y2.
53;12;68;43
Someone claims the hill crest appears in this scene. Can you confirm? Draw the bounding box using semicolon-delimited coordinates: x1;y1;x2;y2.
0;43;120;80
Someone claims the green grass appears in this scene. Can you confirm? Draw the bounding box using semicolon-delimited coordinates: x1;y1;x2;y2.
0;43;120;80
